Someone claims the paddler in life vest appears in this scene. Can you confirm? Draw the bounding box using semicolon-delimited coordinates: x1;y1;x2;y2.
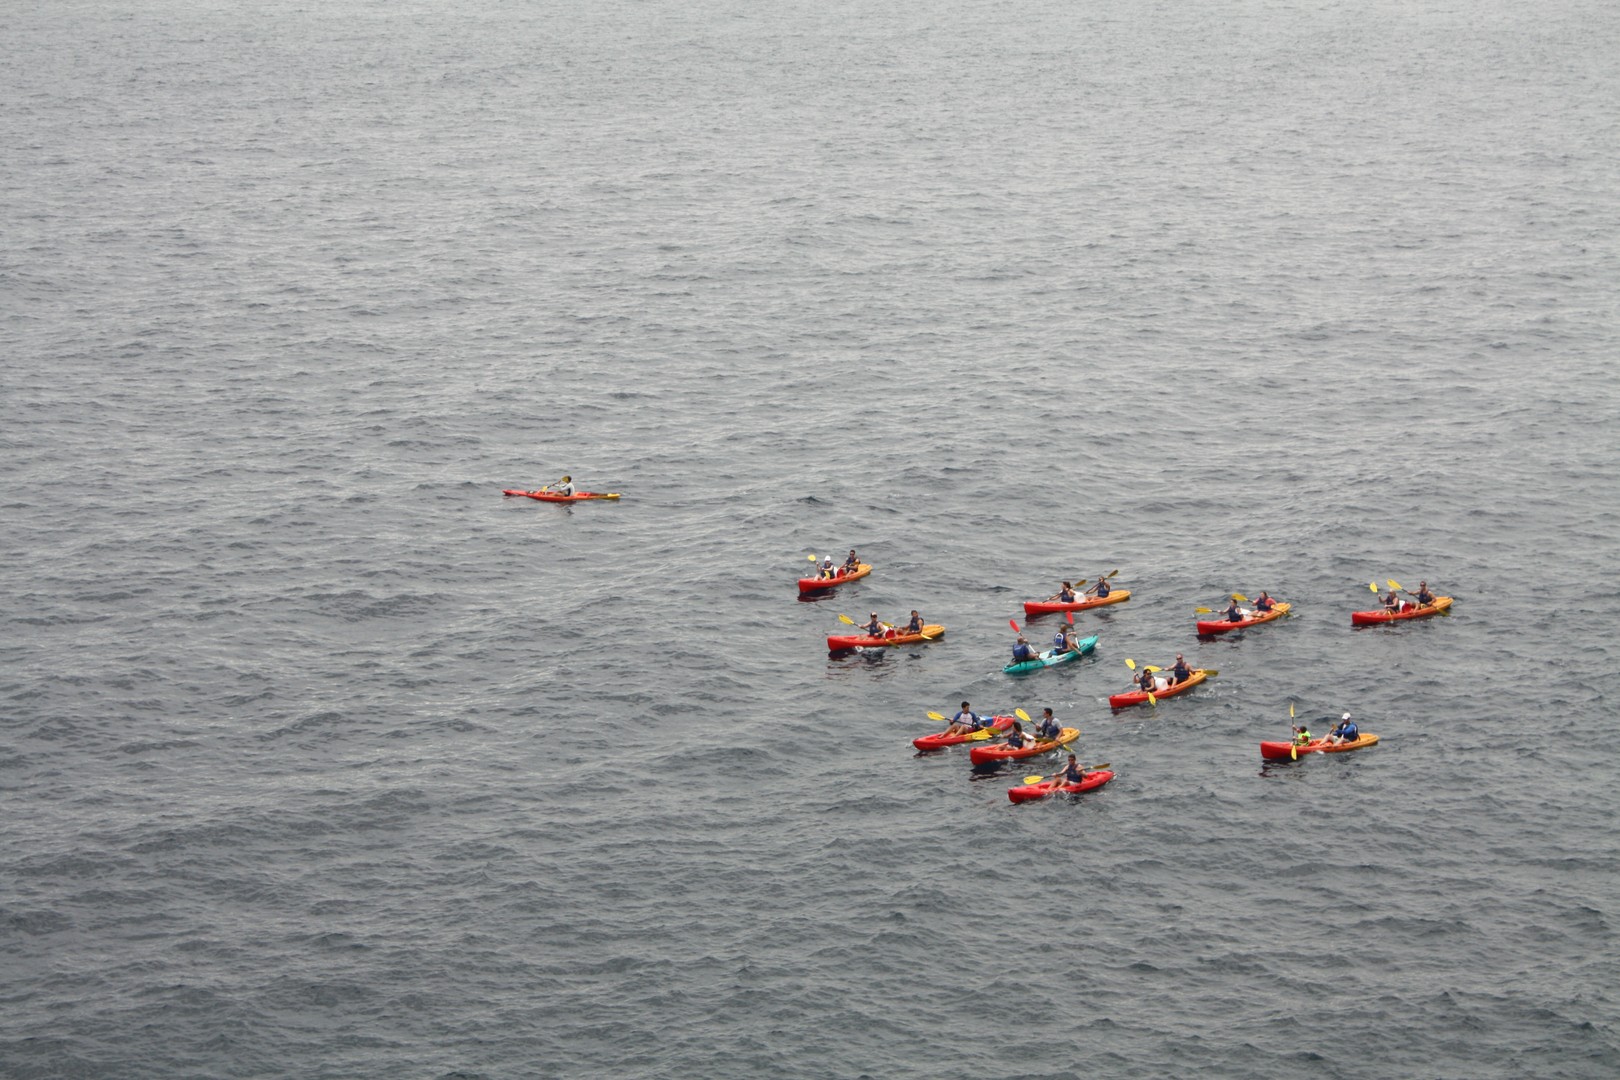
1055;753;1087;788
842;550;860;577
1415;581;1435;605
1171;654;1192;684
1137;668;1159;694
943;701;983;737
1011;636;1039;664
1047;581;1078;603
1328;713;1358;744
1088;576;1112;598
904;610;924;634
1382;589;1405;613
1034;708;1062;741
1054;624;1083;655
1223;598;1245;623
1253;591;1276;612
862;612;887;638
1001;720;1030;750
1292;723;1314;747
820;556;838;580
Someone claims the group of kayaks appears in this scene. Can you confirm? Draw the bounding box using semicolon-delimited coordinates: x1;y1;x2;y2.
797;558;1453;805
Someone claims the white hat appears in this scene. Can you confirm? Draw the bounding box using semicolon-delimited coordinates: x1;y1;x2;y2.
1342;712;1352;720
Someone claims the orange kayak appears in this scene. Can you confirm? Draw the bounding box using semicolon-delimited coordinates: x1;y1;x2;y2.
1260;733;1379;760
798;564;871;592
1351;597;1452;625
502;489;621;502
1022;590;1131;616
912;715;1014;751
827;624;945;650
1197;601;1290;635
1108;669;1210;709
968;727;1079;764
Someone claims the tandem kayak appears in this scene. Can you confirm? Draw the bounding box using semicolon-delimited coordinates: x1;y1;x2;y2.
798;564;872;592
502;489;622;502
1260;733;1379;760
912;715;1014;751
1003;635;1098;675
1007;769;1115;803
1196;601;1291;635
1021;590;1131;616
968;727;1079;764
1108;669;1211;709
1351;597;1452;625
827;624;945;650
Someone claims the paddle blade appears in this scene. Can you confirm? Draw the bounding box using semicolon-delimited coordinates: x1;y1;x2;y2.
1388;579;1403;591
1075;578;1088;587
1291;744;1298;760
1232;593;1249;602
1008;618;1020;634
838;614;856;625
1369;581;1380;593
1290;702;1296;719
1015;708;1031;723
1202;669;1219;677
1195;607;1213;614
927;711;947;722
1144;665;1161;673
1107;569;1120;578
970;729;993;740
1147;692;1157;707
808;554;818;562
1125;658;1137;671
1066;611;1074;625
1024;774;1046;785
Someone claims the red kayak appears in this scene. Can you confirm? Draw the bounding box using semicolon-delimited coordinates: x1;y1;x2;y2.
1260;733;1379;760
1196;601;1290;635
798;564;872;592
1351;597;1452;625
1022;590;1131;616
503;489;621;502
1007;769;1115;803
912;715;1014;751
968;727;1078;764
1108;669;1211;709
827;624;945;650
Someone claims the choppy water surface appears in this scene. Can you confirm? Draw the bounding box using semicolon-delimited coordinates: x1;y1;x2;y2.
4;1;1619;1077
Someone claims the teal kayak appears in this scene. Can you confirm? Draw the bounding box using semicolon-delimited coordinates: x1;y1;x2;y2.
1003;635;1098;675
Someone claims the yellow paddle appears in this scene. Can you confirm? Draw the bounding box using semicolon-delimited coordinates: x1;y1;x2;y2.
807;554;818;562
1369;581;1380;593
838;614;856;625
1291;702;1298;760
1232;593;1249;602
1195;607;1213;614
1387;579;1403;591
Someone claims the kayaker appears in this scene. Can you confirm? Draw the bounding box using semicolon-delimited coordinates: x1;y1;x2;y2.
820;557;837;580
862;612;887;638
1011;636;1039;664
1329;713;1358;744
1224;599;1245;623
1171;654;1192;684
1002;721;1030;750
1415;581;1435;605
1253;592;1276;612
1034;708;1062;741
1056;753;1087;787
944;701;983;737
842;550;860;576
904;610;924;634
1382;589;1406;613
1047;581;1077;603
1137;669;1158;694
541;475;573;496
1292;724;1314;747
1088;576;1112;598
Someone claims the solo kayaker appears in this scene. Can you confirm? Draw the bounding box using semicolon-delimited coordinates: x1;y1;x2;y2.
904;610;924;634
1415;581;1435;605
1253;592;1276;612
1034;708;1062;741
1171;654;1192;684
1292;724;1314;747
1011;636;1039;664
1047;581;1077;603
1329;713;1358;744
1224;599;1245;623
944;701;982;737
1056;753;1086;787
862;612;887;638
541;475;574;496
842;550;860;576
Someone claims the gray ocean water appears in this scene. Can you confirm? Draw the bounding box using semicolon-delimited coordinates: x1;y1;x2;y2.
4;1;1619;1077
